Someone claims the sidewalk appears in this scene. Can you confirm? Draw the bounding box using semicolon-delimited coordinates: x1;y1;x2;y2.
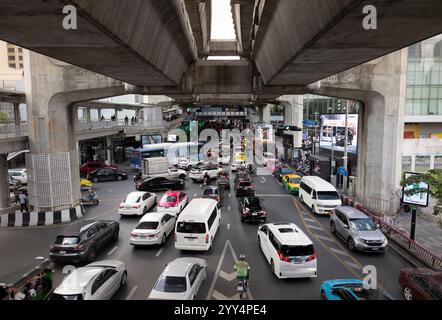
392;211;442;257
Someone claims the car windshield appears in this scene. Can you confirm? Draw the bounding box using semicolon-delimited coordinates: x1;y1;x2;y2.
155;276;187;293
203;188;218;195
246;198;262;210
125;194;141;203
280;168;292;173
351;287;389;300
49;293;83;300
176;222;206;234
136;222;159;230
317;191;340;200
239;182;252;187
55;236;80;245
8;172;21;177
163;195;177;203
289;178;301;184
281;244;314;257
350;218;377;231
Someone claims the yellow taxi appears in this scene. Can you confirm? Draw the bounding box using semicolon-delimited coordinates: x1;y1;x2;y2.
282;174;302;195
80;178;93;188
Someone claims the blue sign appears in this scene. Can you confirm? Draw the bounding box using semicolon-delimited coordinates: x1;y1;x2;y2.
303;120;318;127
337;166;349;177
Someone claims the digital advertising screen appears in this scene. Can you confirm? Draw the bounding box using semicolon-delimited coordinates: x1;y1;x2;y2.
319;114;359;154
402;172;430;207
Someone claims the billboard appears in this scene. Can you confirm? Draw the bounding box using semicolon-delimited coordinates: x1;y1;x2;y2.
320;114;358;154
402;172;430;207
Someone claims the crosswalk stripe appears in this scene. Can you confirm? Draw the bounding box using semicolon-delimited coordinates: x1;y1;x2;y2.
306;224;324;231
344;261;361;270
304;217;316;223
330;247;348;256
314;234;335;242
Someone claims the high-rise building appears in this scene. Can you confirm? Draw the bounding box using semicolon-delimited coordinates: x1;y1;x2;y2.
0;40;24;89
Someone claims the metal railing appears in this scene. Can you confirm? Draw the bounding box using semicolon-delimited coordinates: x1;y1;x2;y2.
361;196;394;216
75;119;182;132
0;124;28;138
342;195;442;270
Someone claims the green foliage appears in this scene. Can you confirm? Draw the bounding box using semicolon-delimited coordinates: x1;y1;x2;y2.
0;111;10;123
401;169;442;213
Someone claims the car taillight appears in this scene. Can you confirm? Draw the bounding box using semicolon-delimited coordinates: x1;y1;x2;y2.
131;233;138;238
173;232;177;242
132;204;140;209
261;211;267;216
49;245;54;251
278;252;291;263
119;205;124;209
73;245;85;252
205;234;209;244
306;252;316;262
148;233;159;238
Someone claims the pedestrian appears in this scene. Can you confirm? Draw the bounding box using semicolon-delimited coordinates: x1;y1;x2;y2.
125;115;129;126
134;116;137;123
100;115;105;121
131;116;134;125
17;191;29;213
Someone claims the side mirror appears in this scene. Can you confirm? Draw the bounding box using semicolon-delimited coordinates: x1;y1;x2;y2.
376;224;380;229
343;224;349;229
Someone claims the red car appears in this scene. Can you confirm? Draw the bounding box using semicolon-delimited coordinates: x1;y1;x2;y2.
399;268;442;300
80;162;117;174
157;190;189;215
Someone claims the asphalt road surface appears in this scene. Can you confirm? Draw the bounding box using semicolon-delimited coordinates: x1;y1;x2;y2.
0;166;412;300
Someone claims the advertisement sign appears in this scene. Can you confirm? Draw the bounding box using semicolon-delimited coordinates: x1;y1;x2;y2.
402;172;430;207
283;134;294;148
320;114;358;154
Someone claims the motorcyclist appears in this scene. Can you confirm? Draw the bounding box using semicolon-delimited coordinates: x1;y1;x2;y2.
88;189;97;201
203;172;210;186
234;254;250;283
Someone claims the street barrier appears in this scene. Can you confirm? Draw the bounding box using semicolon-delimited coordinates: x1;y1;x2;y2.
342;195;442;270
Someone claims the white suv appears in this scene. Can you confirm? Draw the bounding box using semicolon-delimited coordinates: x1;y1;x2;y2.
257;223;317;279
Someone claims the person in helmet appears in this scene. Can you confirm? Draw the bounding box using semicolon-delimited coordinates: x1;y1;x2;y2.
234;254;251;280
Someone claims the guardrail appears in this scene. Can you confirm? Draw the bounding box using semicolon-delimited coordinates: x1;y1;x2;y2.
0;124;28;138
341;195;442;270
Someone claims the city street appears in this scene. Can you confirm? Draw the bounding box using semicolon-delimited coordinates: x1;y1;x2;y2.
0;165;412;300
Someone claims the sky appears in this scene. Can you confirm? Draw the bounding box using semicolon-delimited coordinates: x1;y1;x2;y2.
211;0;236;40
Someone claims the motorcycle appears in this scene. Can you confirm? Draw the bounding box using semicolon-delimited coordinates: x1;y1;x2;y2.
81;191;99;206
236;279;248;300
202;176;210;186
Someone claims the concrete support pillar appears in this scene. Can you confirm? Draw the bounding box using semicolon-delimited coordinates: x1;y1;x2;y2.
106;136;113;166
13;103;21;126
0;155;14;215
278;95;304;160
258;105;271;123
24;51;126;212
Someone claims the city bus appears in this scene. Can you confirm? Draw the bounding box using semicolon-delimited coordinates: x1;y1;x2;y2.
130;142;203;169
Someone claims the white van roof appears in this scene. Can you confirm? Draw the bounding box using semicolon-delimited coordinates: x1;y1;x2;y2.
268;223;313;246
178;198;217;222
301;176;337;192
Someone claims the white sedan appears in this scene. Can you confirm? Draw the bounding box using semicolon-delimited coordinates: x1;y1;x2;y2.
8;169;27;184
50;260;127;300
148;258;207;300
130;212;176;246
119;191;157;216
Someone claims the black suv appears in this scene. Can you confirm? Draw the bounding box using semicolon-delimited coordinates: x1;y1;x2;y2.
238;196;266;223
49;220;119;264
235;179;255;197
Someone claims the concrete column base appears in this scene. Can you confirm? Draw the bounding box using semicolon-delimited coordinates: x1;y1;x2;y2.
0;207;15;215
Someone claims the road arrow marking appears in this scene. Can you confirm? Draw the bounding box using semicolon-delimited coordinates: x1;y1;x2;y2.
219;270;236;282
212;290;241;300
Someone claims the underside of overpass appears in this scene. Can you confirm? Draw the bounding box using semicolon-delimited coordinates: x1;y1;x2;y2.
1;0;442;104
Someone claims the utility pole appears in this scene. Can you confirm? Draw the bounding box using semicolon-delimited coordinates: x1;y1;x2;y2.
343;104;349;195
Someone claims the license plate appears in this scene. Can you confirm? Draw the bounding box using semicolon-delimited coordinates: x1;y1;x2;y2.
292;257;303;264
59;251;66;254
371;247;379;251
252;213;258;216
138;235;147;239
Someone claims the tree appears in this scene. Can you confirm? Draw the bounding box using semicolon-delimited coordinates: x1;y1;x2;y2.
0;111;10;124
401;169;442;215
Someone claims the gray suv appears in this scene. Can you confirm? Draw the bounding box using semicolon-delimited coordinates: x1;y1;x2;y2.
49;220;119;264
330;206;387;253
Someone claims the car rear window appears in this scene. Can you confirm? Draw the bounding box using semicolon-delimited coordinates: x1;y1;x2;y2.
239;182;252;187
55;236;80;245
136;222;159;230
49;293;83;300
281;244;314;257
203;188;218;195
176;222;206;234
155;276;187;293
125;194;141;203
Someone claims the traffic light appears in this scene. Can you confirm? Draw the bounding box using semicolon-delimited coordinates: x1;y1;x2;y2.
283;125;302;131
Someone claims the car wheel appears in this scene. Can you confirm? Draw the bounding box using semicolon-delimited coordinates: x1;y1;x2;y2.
87;247;96;262
92;178;99;183
330;221;336;234
300;195;304;204
348;238;356;251
403;287;413;300
179;174;186;180
117;176;123;181
120;271;128;286
143;206;148;214
161;234;166;245
258;237;261;249
311;205;316;214
270;259;275;275
320;290;327;300
113;229;119;241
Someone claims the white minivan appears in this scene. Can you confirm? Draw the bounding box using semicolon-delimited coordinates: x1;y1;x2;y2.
174;198;221;251
257;223;317;279
299;176;342;215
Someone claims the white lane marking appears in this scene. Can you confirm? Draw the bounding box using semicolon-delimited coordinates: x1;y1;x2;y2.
228;206;231;211
304;217;317;223
314;234;335;243
219;270;236;282
330;247;348;256
227;224;230;230
156;247;164;257
107;246;118;256
126;286;138;300
212;290;241;301
306;224;324;231
229;193;232;198
344;261;361;270
255;194;292;198
194;193;198;198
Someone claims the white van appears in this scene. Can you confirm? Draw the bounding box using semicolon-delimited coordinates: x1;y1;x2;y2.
299;176;342;215
257;223;317;279
175;198;221;251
